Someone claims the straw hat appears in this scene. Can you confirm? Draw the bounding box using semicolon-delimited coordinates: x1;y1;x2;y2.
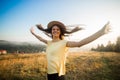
47;21;66;30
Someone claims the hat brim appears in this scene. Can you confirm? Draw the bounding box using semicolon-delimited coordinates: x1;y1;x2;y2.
47;21;66;29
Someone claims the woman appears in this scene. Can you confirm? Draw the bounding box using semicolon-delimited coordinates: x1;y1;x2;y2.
30;21;111;80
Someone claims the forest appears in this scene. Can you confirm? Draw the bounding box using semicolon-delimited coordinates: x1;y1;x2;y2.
91;36;120;52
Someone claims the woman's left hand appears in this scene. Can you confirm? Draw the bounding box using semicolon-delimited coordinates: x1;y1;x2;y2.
100;21;111;34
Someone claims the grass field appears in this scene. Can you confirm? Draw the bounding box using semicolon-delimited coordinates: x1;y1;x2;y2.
0;51;120;80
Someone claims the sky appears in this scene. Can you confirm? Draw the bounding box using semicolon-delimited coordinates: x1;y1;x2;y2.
0;0;120;50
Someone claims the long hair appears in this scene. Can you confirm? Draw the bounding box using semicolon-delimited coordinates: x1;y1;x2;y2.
36;23;83;40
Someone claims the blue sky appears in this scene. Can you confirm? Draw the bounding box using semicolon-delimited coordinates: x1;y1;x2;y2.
0;0;120;49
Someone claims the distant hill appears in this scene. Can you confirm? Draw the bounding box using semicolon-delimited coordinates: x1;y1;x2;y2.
0;40;10;44
0;40;46;53
0;40;33;45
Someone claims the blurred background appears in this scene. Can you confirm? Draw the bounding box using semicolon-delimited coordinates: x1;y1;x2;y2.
0;0;120;51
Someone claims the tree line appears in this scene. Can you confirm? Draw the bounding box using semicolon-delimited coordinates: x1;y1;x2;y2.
91;36;120;52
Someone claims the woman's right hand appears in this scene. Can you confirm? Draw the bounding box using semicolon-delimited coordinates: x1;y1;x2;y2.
30;26;47;44
30;27;35;35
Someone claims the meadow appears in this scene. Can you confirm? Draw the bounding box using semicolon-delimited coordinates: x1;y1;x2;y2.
0;51;120;80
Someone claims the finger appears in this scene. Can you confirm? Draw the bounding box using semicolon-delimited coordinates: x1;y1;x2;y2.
30;27;34;32
106;25;112;33
106;21;110;25
108;27;112;32
30;27;33;31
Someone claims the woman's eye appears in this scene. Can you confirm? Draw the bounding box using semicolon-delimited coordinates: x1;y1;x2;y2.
57;29;60;31
52;28;60;31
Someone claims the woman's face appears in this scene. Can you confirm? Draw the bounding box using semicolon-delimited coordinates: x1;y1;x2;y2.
51;26;61;38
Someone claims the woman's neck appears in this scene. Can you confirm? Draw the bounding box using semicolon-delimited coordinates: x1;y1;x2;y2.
52;37;61;42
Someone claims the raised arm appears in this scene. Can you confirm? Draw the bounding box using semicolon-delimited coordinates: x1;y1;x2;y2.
66;22;111;47
30;27;47;44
